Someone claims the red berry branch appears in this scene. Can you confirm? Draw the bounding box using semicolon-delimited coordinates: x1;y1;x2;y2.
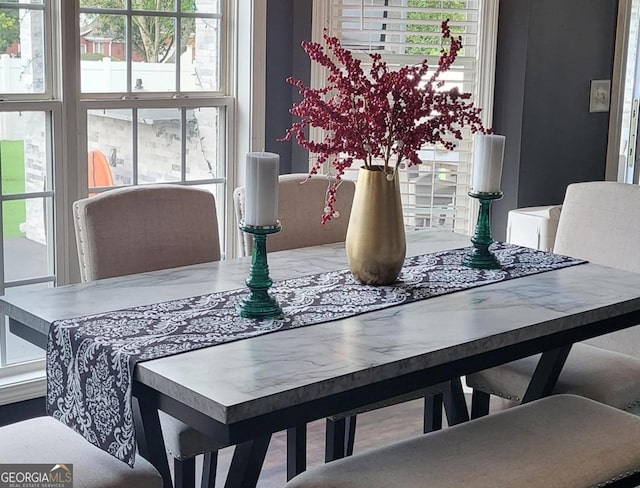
280;20;490;222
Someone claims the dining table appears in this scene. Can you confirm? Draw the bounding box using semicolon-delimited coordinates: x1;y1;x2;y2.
5;229;640;488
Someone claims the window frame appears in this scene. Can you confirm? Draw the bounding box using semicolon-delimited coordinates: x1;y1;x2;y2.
311;0;499;235
67;0;239;281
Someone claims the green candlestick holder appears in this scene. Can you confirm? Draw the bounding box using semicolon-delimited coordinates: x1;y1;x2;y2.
462;191;503;269
238;221;284;320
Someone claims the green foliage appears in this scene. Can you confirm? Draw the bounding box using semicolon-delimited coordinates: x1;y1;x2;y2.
81;0;195;63
405;0;467;56
0;9;19;52
81;52;106;60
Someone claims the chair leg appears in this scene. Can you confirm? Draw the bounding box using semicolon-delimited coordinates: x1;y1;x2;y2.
424;393;443;433
344;415;357;456
286;424;307;480
201;451;218;488
325;416;355;462
470;389;490;419
174;456;196;488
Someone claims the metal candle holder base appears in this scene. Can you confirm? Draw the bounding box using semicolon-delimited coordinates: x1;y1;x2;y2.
238;221;284;320
462;191;503;270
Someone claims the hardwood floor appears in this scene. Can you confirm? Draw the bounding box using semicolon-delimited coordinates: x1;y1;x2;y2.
210;399;425;488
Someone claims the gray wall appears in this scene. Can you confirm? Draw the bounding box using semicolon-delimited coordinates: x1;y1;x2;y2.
265;0;312;174
492;0;618;239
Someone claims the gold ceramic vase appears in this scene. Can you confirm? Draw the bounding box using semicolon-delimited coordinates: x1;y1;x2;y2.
345;166;406;285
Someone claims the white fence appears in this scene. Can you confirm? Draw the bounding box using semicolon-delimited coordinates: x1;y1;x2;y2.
0;48;209;96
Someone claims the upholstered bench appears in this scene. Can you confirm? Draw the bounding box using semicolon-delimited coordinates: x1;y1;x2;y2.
0;417;162;488
284;395;640;488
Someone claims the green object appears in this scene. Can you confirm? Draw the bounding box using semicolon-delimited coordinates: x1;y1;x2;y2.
0;140;27;237
462;191;503;270
238;222;284;320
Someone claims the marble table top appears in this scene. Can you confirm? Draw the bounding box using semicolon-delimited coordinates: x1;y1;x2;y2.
5;230;640;427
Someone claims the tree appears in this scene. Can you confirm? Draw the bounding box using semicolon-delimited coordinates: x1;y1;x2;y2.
81;0;195;63
406;0;466;56
0;9;19;53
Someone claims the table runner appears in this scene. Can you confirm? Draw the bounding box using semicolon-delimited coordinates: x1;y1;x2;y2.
46;243;585;466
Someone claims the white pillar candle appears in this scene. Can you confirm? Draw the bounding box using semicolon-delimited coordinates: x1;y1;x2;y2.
244;152;280;226
471;134;506;193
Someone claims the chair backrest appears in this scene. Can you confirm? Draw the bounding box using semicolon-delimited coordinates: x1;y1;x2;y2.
233;174;356;256
553;181;640;356
74;185;221;281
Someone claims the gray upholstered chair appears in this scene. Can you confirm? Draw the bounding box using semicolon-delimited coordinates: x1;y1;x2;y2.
73;184;222;488
466;181;640;418
233;174;356;256
74;184;221;281
233;174;459;467
0;416;162;488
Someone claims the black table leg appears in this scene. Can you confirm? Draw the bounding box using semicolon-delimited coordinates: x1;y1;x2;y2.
132;396;173;488
522;345;572;403
470;389;490;419
286;424;307;480
443;378;469;426
224;435;271;488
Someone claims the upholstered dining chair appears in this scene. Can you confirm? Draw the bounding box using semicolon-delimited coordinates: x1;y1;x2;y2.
233;174;355;256
0;416;162;488
233;174;461;468
73;184;222;488
466;181;640;418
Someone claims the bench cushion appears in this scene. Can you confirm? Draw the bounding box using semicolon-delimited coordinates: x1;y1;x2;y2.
0;417;162;488
285;395;640;488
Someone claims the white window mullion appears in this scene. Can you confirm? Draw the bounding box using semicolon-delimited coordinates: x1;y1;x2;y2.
58;0;82;285
232;0;265;257
126;13;133;92
465;0;499;234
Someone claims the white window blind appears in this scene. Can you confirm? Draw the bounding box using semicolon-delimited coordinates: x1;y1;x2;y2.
318;0;494;234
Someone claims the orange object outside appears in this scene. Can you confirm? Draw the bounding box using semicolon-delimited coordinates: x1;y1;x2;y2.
88;150;114;196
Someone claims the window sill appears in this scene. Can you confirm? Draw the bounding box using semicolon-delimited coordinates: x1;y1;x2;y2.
0;363;46;406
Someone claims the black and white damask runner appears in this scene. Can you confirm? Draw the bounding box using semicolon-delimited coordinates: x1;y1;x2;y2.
46;243;585;466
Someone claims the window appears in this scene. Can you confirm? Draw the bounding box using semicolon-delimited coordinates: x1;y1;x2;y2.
78;0;231;249
0;0;238;402
314;0;498;234
0;0;58;398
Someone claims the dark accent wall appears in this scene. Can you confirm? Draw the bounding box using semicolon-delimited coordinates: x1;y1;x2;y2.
492;0;618;239
0;397;45;427
265;0;312;174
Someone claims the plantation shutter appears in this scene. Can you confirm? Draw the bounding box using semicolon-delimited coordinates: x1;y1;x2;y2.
321;0;487;234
